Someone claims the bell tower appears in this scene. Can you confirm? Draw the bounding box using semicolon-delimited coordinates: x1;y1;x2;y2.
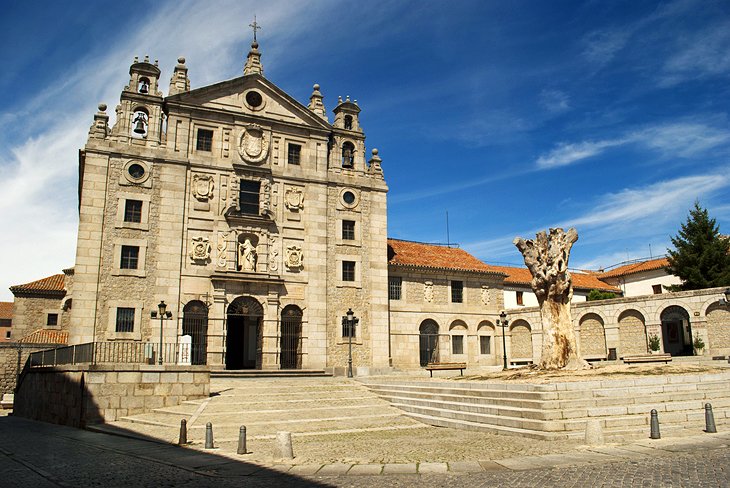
111;55;164;145
330;96;365;171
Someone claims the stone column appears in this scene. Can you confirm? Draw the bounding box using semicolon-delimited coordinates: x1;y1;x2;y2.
261;289;279;369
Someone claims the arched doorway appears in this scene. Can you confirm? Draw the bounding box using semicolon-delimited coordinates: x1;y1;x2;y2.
419;320;439;366
226;297;263;370
280;305;303;369
661;305;692;356
182;301;208;365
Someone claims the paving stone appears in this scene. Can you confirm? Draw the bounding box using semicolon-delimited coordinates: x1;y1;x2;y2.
316;463;352;475
348;464;383;475
478;460;506;471
383;463;417;474
287;464;323;476
418;462;448;473
448;461;483;472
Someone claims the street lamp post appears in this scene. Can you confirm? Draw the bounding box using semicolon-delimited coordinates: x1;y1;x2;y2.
342;308;359;378
151;300;173;365
496;310;509;371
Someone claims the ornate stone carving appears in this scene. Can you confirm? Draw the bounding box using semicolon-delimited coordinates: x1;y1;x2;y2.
269;236;279;271
192;174;215;201
285;245;303;270
284;187;304;211
481;285;490;305
216;231;230;268
238;123;270;164
260;179;273;218
239;238;258;272
424;281;434;303
189;237;211;262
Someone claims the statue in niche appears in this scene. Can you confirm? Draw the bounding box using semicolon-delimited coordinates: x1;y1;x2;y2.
424;281;434;303
189;237;211;262
239;238;258;272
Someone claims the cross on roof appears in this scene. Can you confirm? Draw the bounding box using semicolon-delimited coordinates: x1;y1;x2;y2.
249;16;261;42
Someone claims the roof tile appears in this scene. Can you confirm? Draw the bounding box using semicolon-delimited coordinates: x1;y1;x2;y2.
598;258;669;279
18;329;68;345
0;302;12;320
10;274;66;295
387;239;504;275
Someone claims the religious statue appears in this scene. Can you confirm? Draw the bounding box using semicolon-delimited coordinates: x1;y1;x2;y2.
239;238;257;272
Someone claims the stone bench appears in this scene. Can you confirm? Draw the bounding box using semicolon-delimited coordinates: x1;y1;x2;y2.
623;354;672;364
425;362;467;377
1;394;14;409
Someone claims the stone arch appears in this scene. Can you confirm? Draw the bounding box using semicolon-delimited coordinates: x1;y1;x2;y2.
182;300;208;365
225;296;264;370
701;294;727;316
280;304;303;369
477;320;495;356
706;302;730;351
419;319;439;366
510;319;533;360
660;305;692;356
578;313;606;358
618;309;647;357
341;141;355;168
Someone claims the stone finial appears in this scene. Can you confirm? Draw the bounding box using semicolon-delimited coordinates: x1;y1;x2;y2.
307;83;328;121
88;103;110;139
367;148;383;177
243;41;263;76
169;56;191;96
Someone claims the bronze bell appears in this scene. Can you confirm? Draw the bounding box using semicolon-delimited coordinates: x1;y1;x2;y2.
133;115;147;135
139;81;149;94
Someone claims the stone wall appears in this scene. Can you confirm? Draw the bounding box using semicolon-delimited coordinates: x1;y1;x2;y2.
579;314;606;357
619;310;648;356
0;343;64;394
10;296;66;342
706;303;730;352
510;322;533;359
14;364;209;427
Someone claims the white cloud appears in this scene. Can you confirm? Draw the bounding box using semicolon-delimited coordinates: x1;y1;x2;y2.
582;29;632;66
536;138;626;168
539;89;571;114
661;21;730;86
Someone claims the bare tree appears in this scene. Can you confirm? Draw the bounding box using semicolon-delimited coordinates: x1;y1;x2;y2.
513;228;590;370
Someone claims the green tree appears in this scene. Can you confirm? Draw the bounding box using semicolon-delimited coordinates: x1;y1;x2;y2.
587;289;616;301
666;201;730;291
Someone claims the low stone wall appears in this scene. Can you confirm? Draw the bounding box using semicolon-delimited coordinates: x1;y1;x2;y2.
0;343;65;395
14;364;209;427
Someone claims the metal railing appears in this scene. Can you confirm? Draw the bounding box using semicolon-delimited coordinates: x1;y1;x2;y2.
28;341;206;368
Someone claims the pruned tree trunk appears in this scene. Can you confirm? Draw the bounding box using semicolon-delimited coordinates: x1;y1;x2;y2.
513;228;590;370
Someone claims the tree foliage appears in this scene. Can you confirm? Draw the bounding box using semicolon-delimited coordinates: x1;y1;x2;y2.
587;289;616;301
666;202;730;291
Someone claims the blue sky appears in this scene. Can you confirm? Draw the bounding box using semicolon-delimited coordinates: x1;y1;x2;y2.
1;0;729;300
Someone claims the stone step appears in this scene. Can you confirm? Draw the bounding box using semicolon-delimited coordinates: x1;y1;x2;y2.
210;369;333;378
365;383;554;401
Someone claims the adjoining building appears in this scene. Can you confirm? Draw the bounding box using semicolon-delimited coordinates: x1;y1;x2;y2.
596;257;681;297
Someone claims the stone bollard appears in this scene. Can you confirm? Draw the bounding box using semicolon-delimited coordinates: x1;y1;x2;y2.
205;422;214;449
276;431;294;459
705;403;718;433
178;419;188;445
237;425;248;455
584;419;604;445
650;409;661;439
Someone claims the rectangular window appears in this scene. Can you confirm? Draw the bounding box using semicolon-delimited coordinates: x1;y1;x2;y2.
451;281;463;303
120;245;140;269
287;143;301;165
652;284;662;295
123;199;143;223
4;331;9;340
342;261;356;282
239;180;260;215
196;129;213;152
516;291;524;305
46;313;58;326
115;307;135;333
342;220;355;240
480;336;491;355
342;316;357;338
452;335;464;355
389;277;402;300
0;319;11;327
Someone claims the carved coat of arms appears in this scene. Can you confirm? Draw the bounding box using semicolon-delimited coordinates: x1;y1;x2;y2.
424;281;434;303
284;188;304;211
285;245;303;270
238;124;270;164
192;174;214;201
190;237;211;262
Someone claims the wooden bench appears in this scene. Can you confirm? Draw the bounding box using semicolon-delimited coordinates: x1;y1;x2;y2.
425;362;467;377
623;354;672;365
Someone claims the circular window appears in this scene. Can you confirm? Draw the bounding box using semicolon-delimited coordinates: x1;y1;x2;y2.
340;188;360;209
128;163;145;180
245;91;263;108
343;191;356;205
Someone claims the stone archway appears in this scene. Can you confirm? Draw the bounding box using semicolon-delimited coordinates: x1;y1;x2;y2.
280;305;303;369
419;320;439;367
579;313;606;359
618;310;647;357
226;296;263;370
661;305;692;356
510;320;533;362
182;300;208;365
706;303;730;352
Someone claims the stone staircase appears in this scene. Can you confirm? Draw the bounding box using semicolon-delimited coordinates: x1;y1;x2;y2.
362;372;730;441
210;369;333;378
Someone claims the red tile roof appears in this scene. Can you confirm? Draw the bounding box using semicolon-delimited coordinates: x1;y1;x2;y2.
487;265;620;292
597;257;669;279
0;302;12;320
18;329;68;345
9;274;66;297
388;239;506;275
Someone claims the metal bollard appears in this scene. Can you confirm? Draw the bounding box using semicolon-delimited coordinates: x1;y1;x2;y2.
705;403;718;433
650;409;661;439
205;422;214;449
237;425;248;454
178;419;188;445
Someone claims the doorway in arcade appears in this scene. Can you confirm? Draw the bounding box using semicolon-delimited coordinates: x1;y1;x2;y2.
226;296;263;369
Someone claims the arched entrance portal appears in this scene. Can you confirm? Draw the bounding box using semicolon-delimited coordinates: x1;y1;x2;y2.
182;301;208;365
419;320;439;367
226;297;263;370
661;305;692;356
280;305;303;369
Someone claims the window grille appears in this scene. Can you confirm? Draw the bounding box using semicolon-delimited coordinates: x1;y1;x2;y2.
480;336;491;355
196;129;213;152
120;246;139;269
46;314;58;326
451;281;463;303
238;180;261;215
124;200;142;223
452;335;464;354
288;143;301;165
342;261;356;282
116;307;135;333
342;220;355;240
389;277;402;300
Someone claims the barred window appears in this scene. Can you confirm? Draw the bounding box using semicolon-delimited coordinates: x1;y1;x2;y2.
389;277;402;300
342;220;355;240
196;129;213;152
288;143;301;165
342;318;357;338
452;335;464;354
342;261;356;282
239;180;261;215
124;200;142;223
480;336;491;355
46;313;58;326
451;281;463;303
120;245;139;269
116;307;135;333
